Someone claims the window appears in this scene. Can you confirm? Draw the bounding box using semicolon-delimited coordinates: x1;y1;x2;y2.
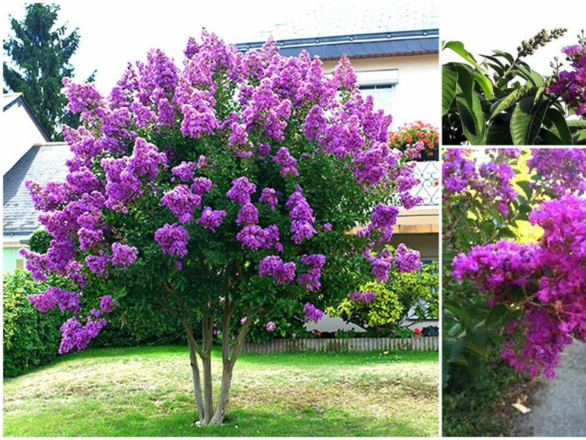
357;69;399;129
359;84;397;124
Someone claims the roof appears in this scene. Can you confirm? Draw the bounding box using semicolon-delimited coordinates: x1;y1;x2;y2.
236;0;439;59
3;142;71;238
2;92;51;142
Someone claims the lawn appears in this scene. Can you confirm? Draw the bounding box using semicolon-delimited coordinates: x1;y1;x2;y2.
3;345;439;437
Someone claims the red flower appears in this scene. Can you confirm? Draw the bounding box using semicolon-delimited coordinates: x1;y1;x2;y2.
377;327;382;332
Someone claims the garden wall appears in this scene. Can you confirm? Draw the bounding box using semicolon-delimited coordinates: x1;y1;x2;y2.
240;336;438;354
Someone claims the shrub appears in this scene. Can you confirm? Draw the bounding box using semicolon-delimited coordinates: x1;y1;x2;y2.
3;270;65;377
327;258;439;330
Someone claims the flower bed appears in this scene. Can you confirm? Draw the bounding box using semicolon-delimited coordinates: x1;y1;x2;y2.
240;336;439;354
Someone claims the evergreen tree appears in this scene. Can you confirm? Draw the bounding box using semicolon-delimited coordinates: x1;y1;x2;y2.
4;4;92;139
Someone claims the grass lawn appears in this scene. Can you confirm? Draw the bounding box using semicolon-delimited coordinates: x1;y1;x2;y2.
3;345;439;437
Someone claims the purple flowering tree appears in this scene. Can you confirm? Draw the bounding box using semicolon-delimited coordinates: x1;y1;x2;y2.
21;31;423;425
443;148;586;388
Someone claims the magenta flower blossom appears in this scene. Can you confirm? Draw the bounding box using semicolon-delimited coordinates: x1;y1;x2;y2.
111;243;138;267
303;302;324;322
197;207;227;232
154;223;190;258
226;176;257;205
266;322;277;332
259;187;279;210
161;185;202;223
273;147;299;177
259;255;296;284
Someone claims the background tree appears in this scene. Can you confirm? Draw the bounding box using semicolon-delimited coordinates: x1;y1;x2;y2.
3;3;93;139
21;31;423;426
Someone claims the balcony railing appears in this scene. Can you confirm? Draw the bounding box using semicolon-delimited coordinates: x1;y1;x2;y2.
412;160;440;207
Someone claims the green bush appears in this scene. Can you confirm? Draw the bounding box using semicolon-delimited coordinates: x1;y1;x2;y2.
3;270;66;377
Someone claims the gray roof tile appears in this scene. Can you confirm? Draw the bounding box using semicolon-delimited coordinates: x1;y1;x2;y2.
3;143;71;237
239;0;439;43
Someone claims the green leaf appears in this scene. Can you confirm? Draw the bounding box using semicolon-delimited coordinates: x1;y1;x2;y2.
538;128;563;144
544;108;572;145
516;180;533;200
472;70;494;99
454;63;474;105
489;84;536;119
456;93;486;145
512;65;544;87
486;114;513;145
510;96;549;145
492;50;515;64
442;64;458;115
444;41;487;73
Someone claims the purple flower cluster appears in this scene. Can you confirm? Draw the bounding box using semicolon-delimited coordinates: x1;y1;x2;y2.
286;185;316;244
349;291;377;303
161;185;202;223
236;203;259;226
154;223;190;258
298;254;326;290
365;244;422;282
259;255;296;284
259;188;279;210
236;224;281;251
443;148;517;213
197;207;226;232
226;176;257;205
453;194;586;377
527;149;586;197
28;286;81;313
273;147;299;177
172;161;197;182
547;44;586;115
303;302;324;322
111;243;138;266
266;321;277;332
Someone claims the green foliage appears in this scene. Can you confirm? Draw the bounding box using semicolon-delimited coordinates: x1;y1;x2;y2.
3;270;65;377
28;229;53;254
3;4;93;139
327;258;439;330
442;31;581;145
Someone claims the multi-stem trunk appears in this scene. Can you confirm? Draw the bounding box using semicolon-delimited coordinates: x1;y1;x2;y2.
183;302;252;426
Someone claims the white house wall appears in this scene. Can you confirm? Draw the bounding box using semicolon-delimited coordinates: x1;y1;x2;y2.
2;100;48;175
323;54;440;129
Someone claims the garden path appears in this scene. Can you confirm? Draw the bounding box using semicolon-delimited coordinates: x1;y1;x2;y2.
520;341;586;436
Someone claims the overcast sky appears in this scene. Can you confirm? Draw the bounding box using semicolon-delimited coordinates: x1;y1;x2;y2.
441;0;586;76
2;0;319;93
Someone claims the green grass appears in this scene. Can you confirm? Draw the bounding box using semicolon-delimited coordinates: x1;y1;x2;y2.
3;346;439;437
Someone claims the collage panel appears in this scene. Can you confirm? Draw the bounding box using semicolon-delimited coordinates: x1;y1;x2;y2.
2;0;441;438
441;0;586;438
441;147;586;437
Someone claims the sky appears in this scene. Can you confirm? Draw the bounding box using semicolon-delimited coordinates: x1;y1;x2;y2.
441;0;586;76
2;0;320;93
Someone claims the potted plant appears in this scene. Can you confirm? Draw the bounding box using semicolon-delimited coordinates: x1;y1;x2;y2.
389;121;439;161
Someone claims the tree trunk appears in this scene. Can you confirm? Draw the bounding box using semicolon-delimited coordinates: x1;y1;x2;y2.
201;315;214;424
183;320;205;422
210;364;234;425
209;307;251;425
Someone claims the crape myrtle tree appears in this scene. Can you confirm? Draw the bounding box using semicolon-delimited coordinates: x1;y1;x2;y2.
21;31;424;425
444;148;586;384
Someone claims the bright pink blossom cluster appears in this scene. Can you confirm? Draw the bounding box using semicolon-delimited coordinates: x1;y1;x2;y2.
453;194;586;378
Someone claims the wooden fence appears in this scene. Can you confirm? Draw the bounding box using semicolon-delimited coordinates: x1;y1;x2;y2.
240;336;438;354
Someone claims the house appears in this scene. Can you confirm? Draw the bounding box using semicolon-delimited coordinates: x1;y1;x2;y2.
3;142;70;273
2;93;50;175
2;93;57;273
236;0;440;331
